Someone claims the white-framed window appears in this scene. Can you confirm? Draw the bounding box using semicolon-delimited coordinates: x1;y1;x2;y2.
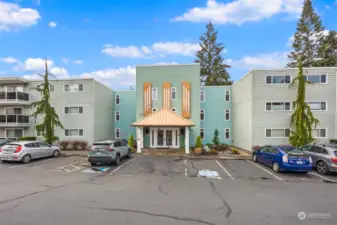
65;129;84;137
200;91;205;102
225;128;230;140
312;129;327;138
64;106;83;115
5;128;24;139
171;108;176;113
265;128;290;138
4;107;23;115
50;85;55;92
171;87;176;100
64;84;84;92
5;85;23;92
115;111;120;121
200;109;205;121
307;101;327;111
225;109;230;121
266;75;291;84
266;102;291;111
115;128;120;138
225;90;230;102
152;108;157;113
200;128;205;139
152;87;157;100
115;94;120;105
304;75;327;84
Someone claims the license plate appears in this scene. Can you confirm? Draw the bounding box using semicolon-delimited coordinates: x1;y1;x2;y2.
2;157;10;160
296;161;303;164
95;152;102;155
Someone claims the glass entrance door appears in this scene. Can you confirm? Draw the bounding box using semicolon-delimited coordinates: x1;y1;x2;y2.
150;128;179;148
166;130;173;147
157;130;164;146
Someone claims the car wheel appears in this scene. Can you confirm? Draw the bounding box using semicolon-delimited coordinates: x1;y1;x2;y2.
53;150;60;157
272;162;280;172
90;162;97;166
127;149;131;158
114;154;120;165
252;154;257;162
22;154;31;164
316;161;328;175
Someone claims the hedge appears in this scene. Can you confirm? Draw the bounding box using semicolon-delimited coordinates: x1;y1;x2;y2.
330;139;337;144
18;136;37;141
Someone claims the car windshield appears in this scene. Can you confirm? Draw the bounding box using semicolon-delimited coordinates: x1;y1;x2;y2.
93;143;110;146
334;151;337;157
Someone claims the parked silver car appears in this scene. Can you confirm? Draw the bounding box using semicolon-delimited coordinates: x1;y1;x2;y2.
301;144;337;174
0;141;61;164
88;140;131;166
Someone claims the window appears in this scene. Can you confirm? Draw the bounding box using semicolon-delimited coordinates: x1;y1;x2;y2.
200;109;205;121
6;85;23;92
114;141;121;148
225;128;230;140
50;85;54;92
171;87;176;100
152;108;157;113
115;128;120;138
304;75;327;84
36;130;44;137
115;112;120;121
225;109;230;121
115;95;120;105
38;142;49;147
5;107;22;115
152;87;157;100
65;129;84;137
312;129;327;138
200;91;205;102
200;128;205;139
5;128;23;139
266;102;291;111
225;90;230;102
64;84;83;92
64;106;83;114
307;101;327;111
266;75;291;84
265;128;291;138
171;108;176;113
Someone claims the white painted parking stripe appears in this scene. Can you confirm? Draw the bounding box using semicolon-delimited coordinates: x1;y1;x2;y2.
216;160;234;180
309;172;337;183
246;160;283;181
109;158;135;175
9;158;55;168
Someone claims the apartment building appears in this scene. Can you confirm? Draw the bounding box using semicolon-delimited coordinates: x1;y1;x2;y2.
0;77;113;144
232;67;337;151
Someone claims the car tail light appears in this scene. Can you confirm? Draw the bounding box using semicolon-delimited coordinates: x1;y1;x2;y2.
109;148;114;152
282;155;288;163
331;158;337;163
14;145;22;153
0;148;2;152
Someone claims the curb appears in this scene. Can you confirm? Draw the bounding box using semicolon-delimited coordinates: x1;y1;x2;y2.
61;153;88;158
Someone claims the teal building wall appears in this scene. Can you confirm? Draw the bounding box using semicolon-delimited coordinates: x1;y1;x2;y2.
200;86;233;145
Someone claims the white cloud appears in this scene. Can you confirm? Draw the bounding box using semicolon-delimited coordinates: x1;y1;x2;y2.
141;46;151;54
48;21;57;28
50;67;69;78
73;60;83;64
152;42;200;56
172;0;303;25
155;61;178;65
0;1;41;31
102;45;149;58
24;58;54;71
1;57;19;64
232;52;288;69
62;58;68;65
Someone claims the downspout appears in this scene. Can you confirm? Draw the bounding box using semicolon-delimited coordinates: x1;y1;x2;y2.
92;79;95;144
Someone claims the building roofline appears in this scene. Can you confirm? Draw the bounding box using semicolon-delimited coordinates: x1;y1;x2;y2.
251;67;337;71
114;90;136;92
232;70;253;87
136;63;199;68
201;85;232;88
29;77;94;82
0;77;30;83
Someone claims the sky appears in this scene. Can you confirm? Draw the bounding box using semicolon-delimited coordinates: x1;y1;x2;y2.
1;0;337;90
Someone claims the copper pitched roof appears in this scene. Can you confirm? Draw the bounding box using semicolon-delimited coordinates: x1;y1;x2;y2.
131;108;195;127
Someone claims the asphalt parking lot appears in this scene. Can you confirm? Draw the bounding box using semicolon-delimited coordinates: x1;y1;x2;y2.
1;155;337;225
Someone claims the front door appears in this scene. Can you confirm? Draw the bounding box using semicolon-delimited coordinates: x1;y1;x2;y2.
150;128;179;148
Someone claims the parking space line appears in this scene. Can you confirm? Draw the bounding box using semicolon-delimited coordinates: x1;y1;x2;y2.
246;160;283;181
309;172;337;183
9;158;55;168
216;160;234;180
109;158;136;175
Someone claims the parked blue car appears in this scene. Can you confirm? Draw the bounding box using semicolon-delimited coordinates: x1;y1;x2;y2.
252;145;313;173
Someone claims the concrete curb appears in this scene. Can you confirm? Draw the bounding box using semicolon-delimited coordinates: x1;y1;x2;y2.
60;153;88;157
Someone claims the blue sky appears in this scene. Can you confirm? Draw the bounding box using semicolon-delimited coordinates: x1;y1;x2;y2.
1;0;337;89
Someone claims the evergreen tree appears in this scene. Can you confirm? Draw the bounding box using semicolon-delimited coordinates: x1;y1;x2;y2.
31;62;64;144
316;30;337;67
195;21;232;85
289;58;319;147
287;0;324;68
212;129;219;146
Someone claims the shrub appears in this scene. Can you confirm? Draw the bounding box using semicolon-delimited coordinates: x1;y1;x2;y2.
252;145;261;151
78;141;88;150
195;136;202;148
212;129;220;146
59;140;68;150
209;149;218;155
206;143;213;148
71;140;81;150
18;136;36;141
330;139;337;144
218;143;228;151
231;148;239;154
128;134;134;148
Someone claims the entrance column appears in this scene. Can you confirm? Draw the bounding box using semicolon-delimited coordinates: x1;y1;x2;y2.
185;127;189;154
136;127;141;153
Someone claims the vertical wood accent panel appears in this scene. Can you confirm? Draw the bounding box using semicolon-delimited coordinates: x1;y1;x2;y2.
143;82;152;116
182;82;191;118
162;82;171;109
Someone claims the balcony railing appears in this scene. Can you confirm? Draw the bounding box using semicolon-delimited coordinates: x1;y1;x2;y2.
0;91;30;103
0;115;30;126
